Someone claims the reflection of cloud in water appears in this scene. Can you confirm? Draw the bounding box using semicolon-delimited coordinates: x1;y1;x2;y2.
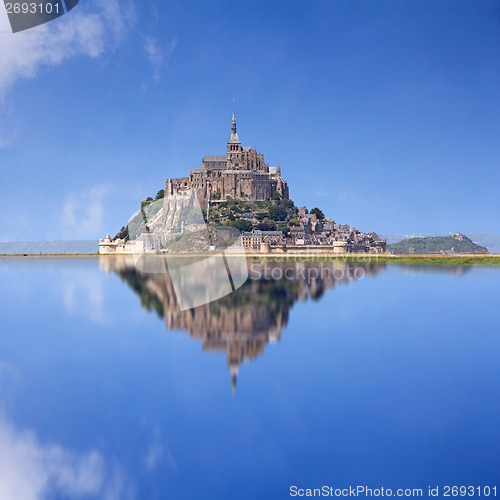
392;265;472;277
61;272;110;325
0;418;127;500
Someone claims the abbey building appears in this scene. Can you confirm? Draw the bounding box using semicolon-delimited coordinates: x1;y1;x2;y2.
166;107;289;208
99;106;386;255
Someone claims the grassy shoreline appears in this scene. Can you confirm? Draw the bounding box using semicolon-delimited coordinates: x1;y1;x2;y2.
2;253;500;266
248;254;500;266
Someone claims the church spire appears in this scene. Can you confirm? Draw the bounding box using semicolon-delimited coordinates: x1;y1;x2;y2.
227;99;240;146
232;99;237;134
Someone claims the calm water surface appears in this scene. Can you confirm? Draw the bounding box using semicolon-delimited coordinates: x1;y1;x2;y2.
0;257;499;499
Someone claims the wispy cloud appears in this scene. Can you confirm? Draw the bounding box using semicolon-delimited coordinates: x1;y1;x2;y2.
143;427;176;474
144;428;163;472
0;417;128;500
0;101;20;147
61;271;110;325
61;183;112;239
142;36;177;89
0;0;135;98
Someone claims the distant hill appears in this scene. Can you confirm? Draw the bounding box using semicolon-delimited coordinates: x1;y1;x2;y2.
466;233;500;254
388;233;488;255
383;233;500;254
382;233;439;245
0;240;98;255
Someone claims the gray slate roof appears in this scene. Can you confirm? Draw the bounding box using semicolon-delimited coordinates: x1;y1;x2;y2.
203;155;227;162
227;132;241;144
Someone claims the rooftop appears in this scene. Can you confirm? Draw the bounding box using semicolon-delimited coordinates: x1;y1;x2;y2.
203;155;227;162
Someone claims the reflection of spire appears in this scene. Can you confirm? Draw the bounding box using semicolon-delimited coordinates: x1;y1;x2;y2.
106;258;386;391
231;373;237;400
229;363;239;401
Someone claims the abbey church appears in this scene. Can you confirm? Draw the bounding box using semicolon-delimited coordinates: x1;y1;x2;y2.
100;106;387;255
166;107;289;207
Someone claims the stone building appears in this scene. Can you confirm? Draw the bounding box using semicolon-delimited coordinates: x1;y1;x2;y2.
241;230;285;251
99;233;145;254
166;106;289;208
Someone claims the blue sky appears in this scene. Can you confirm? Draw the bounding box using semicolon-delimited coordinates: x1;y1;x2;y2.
1;0;500;240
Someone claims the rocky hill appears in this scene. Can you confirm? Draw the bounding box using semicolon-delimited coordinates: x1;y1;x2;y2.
388;233;488;255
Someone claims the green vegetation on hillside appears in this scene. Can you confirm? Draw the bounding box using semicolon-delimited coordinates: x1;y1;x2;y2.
310;207;325;220
207;195;301;232
114;187;317;241
388;234;488;255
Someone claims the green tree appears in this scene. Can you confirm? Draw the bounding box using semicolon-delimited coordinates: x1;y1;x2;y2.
282;198;296;211
262;218;277;231
310;207;325;220
232;219;253;232
114;226;129;240
256;200;271;210
278;225;291;236
155;189;165;200
211;189;221;200
272;191;282;200
268;205;287;221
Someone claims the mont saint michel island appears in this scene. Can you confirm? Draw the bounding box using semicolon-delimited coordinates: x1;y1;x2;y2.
99;107;386;255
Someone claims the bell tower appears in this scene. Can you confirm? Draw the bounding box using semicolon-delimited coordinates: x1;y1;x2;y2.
227;101;242;165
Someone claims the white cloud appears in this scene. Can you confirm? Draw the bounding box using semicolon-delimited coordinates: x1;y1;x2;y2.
143;427;176;474
0;417;127;500
0;0;134;98
61;183;112;239
144;432;163;472
61;271;110;325
143;36;177;87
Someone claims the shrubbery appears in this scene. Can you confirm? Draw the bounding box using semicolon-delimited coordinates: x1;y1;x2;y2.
268;205;287;221
225;219;253;232
310;207;325;220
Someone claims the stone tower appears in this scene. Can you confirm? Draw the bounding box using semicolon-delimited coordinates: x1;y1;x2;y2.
227;102;242;165
166;106;290;207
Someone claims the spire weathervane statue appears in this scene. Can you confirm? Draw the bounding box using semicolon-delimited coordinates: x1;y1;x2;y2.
232;98;237;134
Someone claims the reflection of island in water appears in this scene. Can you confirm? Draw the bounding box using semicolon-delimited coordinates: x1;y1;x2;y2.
101;257;384;391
